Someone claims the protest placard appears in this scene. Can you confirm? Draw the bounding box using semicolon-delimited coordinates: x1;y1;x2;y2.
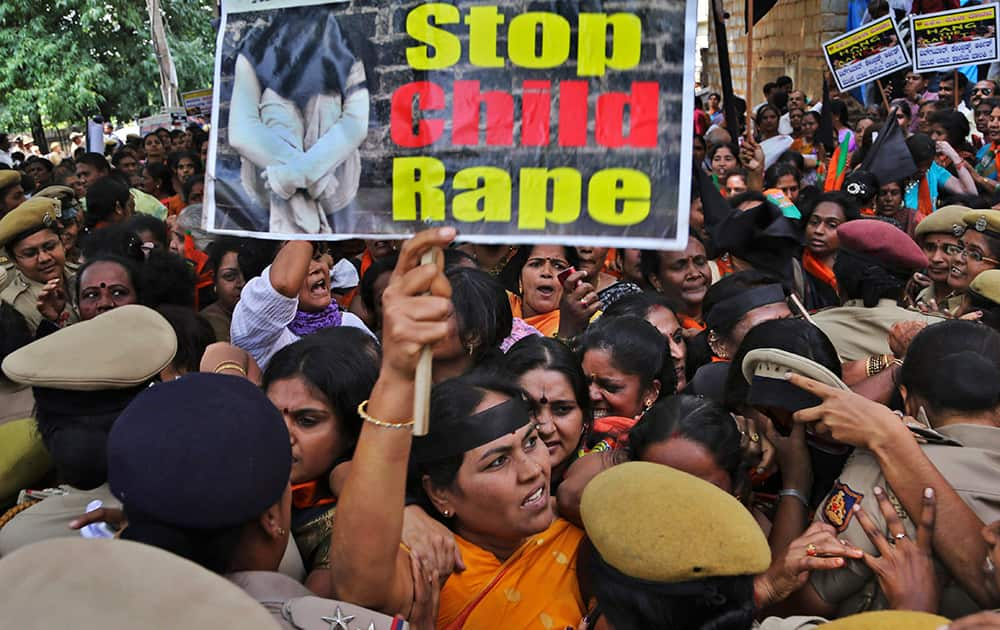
910;3;1000;72
823;15;910;92
181;88;214;118
138;113;175;135
205;0;696;250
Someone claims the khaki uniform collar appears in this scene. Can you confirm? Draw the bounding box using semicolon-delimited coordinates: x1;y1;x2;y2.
934;423;1000;450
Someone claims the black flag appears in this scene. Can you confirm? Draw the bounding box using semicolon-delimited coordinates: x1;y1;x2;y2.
745;0;779;31
712;0;742;136
859;107;918;187
698;167;731;233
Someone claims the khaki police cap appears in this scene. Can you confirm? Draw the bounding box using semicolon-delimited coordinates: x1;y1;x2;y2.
819;610;950;629
914;205;969;239
0;170;20;190
2;305;177;391
0;538;280;629
969;269;1000;305
742;349;849;390
580;461;770;583
963;209;1000;237
34;185;76;201
742;348;850;413
34;185;80;219
0;197;61;249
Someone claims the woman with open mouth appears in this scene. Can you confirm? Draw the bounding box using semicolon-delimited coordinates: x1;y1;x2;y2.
506;244;601;339
577;316;676;450
503;336;593;493
231;240;373;370
330;229;586;629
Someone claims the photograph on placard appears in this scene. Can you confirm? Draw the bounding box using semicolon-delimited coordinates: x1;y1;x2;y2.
205;0;696;251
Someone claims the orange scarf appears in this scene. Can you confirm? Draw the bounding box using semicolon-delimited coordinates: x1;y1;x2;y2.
508;292;561;337
438;519;584;629
916;176;933;220
679;314;706;331
291;480;337;510
803;250;837;293
359;249;374;279
184;233;214;311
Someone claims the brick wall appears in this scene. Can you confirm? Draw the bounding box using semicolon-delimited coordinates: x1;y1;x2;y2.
703;0;850;107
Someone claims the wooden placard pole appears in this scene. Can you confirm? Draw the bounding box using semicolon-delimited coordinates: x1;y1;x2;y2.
746;0;755;137
954;69;960;109
412;247;439;436
876;79;891;115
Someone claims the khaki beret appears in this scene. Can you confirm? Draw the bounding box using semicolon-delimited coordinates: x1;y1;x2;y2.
33;185;80;219
2;305;177;391
963;209;1000;238
0;170;20;190
0;538;279;629
969;269;1000;305
34;185;76;201
742;348;850;413
914;205;969;239
820;610;950;629
0;197;61;249
580;462;770;582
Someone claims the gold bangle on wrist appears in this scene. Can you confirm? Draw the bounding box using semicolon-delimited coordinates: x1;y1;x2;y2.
357;400;414;430
866;354;891;377
213;361;247;377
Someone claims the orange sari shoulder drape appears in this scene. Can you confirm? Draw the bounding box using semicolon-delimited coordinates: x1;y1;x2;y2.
437;518;585;630
508;292;561;337
802;250;837;293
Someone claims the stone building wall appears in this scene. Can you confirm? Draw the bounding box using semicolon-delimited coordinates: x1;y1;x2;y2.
703;0;850;106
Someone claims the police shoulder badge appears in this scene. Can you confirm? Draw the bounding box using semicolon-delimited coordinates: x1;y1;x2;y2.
823;481;864;533
976;216;989;232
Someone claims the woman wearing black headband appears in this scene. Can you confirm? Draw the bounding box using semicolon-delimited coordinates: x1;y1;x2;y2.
331;229;586;628
687;271;791;402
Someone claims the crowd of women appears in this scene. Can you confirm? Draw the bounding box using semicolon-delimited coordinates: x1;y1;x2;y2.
1;68;1000;628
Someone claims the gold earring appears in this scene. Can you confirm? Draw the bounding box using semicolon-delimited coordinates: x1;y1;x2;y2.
277;527;287;536
442;510;451;517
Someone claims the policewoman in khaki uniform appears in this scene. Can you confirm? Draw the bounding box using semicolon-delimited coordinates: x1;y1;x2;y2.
0;538;281;630
949;209;1000;300
812;220;942;362
912;205;969;314
0;169;25;217
808;320;1000;619
106;372;410;630
0;305;176;556
959;269;1000;330
0;196;78;332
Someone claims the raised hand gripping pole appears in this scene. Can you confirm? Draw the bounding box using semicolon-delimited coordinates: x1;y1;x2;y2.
412;247;440;436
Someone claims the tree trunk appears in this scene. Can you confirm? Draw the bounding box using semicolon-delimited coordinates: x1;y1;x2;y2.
29;108;47;150
147;0;180;108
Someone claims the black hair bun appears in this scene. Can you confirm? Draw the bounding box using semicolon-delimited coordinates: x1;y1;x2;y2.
928;351;1000;411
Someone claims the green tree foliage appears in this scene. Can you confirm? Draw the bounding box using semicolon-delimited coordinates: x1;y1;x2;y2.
0;0;215;132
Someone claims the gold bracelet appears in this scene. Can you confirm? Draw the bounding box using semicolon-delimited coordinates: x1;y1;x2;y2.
866;354;890;377
357;400;414;430
213;361;247;377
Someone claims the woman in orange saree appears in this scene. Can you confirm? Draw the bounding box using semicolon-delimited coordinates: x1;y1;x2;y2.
329;229;586;629
506;244;601;339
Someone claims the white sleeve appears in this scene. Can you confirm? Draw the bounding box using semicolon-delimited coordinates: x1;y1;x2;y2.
230;265;301;370
339;311;377;340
